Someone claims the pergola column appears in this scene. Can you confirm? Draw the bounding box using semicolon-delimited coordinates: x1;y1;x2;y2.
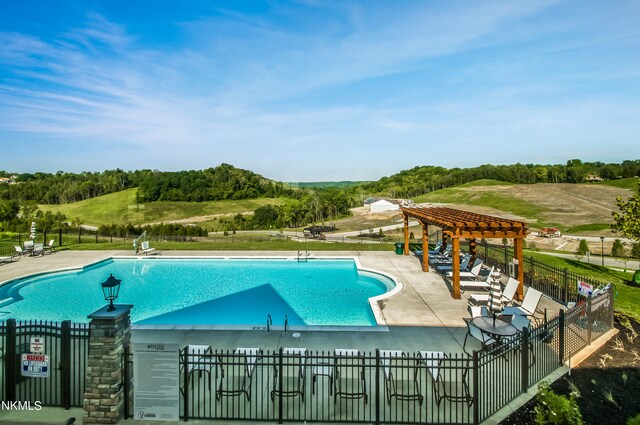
452;237;461;299
469;238;477;265
421;223;429;272
514;238;525;301
403;214;409;255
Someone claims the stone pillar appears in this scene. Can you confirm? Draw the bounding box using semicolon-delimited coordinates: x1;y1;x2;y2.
84;305;133;424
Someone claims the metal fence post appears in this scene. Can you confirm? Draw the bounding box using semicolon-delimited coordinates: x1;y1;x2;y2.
122;345;131;420
521;328;529;393
375;349;381;425
472;350;479;425
60;320;71;410
563;268;569;304
78;228;81;244
609;286;615;328
559;309;565;365
587;297;593;345
59;228;62;246
43;230;47;245
5;319;16;402
182;347;189;421
528;256;535;285
278;347;284;424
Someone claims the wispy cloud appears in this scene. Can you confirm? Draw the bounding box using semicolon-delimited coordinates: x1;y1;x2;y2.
0;1;638;179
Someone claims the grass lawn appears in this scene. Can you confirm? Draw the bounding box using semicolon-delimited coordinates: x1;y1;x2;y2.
414;189;545;221
597;177;639;190
39;189;286;227
525;250;639;322
63;240;395;251
562;223;612;234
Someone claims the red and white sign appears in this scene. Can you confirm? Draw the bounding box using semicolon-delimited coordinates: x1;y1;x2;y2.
21;354;49;378
577;280;593;297
30;336;45;354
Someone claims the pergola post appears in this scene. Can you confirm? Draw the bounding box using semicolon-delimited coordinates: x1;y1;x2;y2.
469;238;477;265
421;223;429;272
514;238;525;301
403;214;409;255
452;236;461;299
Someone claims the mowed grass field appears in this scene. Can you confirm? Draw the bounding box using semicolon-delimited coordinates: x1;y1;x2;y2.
39;189;285;227
413;178;635;231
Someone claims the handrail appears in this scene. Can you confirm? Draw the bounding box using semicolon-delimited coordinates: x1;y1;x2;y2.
266;314;272;334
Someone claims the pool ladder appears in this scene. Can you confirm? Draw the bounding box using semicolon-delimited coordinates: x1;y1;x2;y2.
266;314;289;334
297;250;310;262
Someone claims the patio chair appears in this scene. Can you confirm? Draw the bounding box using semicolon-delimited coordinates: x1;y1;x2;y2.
462;319;496;355
333;348;368;404
415;242;443;257
501;287;543;325
504;315;536;366
419;351;472;406
14;245;26;257
378;350;423;405
23;240;34;255
181;345;215;393
446;259;484;279
141;241;157;255
216;347;262;401
436;253;471;272
0;255;15;264
271;347;306;402
469;277;520;306
43;239;56;254
458;267;495;292
32;243;45;256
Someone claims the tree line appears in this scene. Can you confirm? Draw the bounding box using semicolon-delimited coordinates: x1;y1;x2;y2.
359;160;640;198
0;163;293;204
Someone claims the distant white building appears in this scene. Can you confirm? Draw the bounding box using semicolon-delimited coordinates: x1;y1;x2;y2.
369;199;400;213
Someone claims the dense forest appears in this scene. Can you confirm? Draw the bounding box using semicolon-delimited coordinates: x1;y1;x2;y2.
359;160;640;198
0;163;292;204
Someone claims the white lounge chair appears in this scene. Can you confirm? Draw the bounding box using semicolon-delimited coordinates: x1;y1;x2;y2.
43;239;56;254
141;241;157;255
459;267;494;292
419;351;471;406
378;350;423;405
469;277;520;306
333;348;367;404
446;259;484;279
271;347;307;402
217;347;262;401
436;253;471;272
181;345;215;393
501;287;544;324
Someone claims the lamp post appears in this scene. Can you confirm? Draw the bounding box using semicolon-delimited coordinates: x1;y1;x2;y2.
101;273;121;311
600;236;605;266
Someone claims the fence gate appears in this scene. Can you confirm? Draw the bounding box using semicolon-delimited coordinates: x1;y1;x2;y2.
1;319;89;408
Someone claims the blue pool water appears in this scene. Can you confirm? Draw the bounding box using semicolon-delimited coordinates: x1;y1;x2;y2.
0;258;394;326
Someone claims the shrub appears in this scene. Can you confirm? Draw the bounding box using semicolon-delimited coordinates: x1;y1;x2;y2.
627;414;640;425
534;381;583;425
577;239;589;256
612;239;626;257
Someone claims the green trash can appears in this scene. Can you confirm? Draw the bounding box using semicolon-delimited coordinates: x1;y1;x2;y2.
395;242;404;255
633;270;640;285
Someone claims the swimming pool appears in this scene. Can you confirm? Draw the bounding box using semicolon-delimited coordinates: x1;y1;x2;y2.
0;257;398;327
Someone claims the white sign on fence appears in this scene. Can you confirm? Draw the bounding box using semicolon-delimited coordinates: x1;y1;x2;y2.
577;280;593;297
21;353;50;378
30;336;45;354
133;343;179;422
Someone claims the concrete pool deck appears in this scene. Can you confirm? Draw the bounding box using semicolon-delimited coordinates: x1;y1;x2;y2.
0;249;562;355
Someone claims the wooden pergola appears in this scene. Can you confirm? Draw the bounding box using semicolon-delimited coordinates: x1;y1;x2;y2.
400;206;528;300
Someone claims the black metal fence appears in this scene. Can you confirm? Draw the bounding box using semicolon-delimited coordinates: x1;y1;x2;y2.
166;288;614;425
474;241;609;305
0;319;89;408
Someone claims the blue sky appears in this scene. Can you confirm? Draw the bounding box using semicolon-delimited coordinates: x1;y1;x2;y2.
0;0;639;181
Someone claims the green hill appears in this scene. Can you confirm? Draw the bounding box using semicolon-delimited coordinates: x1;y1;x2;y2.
597;177;639;190
39;189;285;226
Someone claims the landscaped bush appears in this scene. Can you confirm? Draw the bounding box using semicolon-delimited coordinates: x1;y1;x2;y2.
534;381;583;425
628;414;640;425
